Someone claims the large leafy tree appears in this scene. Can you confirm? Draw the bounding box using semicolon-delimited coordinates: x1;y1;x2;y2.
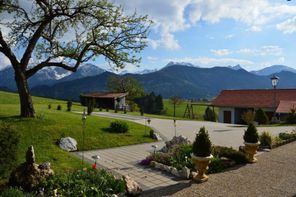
107;75;144;100
0;0;150;117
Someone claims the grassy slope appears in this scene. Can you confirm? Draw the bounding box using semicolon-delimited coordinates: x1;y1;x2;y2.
0;91;154;174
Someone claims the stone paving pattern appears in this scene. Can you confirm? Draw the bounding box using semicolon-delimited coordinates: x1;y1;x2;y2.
143;141;296;197
74;142;181;191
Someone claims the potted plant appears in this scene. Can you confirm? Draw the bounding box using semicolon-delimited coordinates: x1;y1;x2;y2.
191;127;213;183
243;123;260;163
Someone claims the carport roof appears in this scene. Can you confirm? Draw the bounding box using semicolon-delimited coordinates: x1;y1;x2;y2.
81;92;128;99
213;89;296;108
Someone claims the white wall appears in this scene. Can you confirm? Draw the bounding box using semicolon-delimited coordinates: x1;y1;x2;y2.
218;107;235;124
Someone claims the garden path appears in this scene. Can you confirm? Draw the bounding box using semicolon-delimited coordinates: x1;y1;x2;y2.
73;142;184;191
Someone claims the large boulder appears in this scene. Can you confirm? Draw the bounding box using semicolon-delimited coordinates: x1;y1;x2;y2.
59;137;77;152
9;146;54;191
123;175;142;196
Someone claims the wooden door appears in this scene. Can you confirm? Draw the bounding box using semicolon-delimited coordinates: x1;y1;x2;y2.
223;111;232;123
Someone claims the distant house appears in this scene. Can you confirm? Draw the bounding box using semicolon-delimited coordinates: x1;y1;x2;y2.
80;92;128;110
213;89;296;124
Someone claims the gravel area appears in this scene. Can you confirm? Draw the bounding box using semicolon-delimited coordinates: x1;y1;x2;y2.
143;142;296;197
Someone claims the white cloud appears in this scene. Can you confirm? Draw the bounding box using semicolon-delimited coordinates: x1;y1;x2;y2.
236;45;283;56
115;0;191;50
211;49;232;56
213;45;283;57
189;0;296;33
0;54;10;70
276;16;296;34
166;56;254;67
225;34;234;39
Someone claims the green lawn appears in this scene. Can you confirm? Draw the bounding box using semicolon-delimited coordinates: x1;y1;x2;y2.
94;99;218;120
0;91;154;175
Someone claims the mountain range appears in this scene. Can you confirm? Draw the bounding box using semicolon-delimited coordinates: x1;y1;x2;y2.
1;63;296;100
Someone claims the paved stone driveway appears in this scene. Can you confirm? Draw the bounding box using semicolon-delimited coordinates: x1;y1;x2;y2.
95;112;295;148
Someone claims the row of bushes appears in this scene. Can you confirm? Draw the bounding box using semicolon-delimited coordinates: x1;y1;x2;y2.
48;101;72;111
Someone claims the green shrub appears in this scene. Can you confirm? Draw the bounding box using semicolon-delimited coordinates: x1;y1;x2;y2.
255;108;269;124
0;123;19;178
67;101;72;112
0;187;33;197
278;132;296;141
286;107;296;124
212;146;248;164
259;131;273;148
243;123;259;143
56;105;62;110
149;129;154;138
37;169;125;197
109;120;129;133
170;144;194;170
203;106;216;122
150;152;172;166
87;98;96;115
192;127;212;157
48;104;51;109
208;157;225;174
241;110;255;125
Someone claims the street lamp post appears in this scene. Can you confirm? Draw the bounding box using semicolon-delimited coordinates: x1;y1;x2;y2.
270;75;279;121
81;109;87;167
173;119;177;137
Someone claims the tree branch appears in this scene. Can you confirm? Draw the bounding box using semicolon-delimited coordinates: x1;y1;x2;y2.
0;31;19;67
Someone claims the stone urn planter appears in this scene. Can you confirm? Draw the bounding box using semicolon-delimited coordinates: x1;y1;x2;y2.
244;142;259;163
191;154;213;183
191;127;212;183
243;123;259;163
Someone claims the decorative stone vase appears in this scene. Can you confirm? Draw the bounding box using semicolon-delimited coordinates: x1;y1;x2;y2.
191;153;213;183
244;142;260;163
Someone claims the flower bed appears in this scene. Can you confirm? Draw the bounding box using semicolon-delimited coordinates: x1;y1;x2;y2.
139;136;248;180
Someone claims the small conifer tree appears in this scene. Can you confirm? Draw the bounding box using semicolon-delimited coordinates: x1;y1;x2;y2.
243;123;259;143
192;127;212;157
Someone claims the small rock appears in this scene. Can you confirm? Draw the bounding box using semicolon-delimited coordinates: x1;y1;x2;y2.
163;165;171;172
152;133;162;141
159;163;165;170
190;171;197;179
150;161;157;167
180;166;190;179
123;175;142;197
59;137;77;152
39;162;51;170
171;167;179;177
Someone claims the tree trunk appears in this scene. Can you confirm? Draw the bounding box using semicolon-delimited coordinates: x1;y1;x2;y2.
15;70;35;117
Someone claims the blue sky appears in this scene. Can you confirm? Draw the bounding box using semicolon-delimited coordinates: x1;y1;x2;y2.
103;0;296;73
1;0;296;73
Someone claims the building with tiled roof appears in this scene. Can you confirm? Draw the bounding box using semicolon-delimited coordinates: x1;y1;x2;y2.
80;92;128;110
213;89;296;124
